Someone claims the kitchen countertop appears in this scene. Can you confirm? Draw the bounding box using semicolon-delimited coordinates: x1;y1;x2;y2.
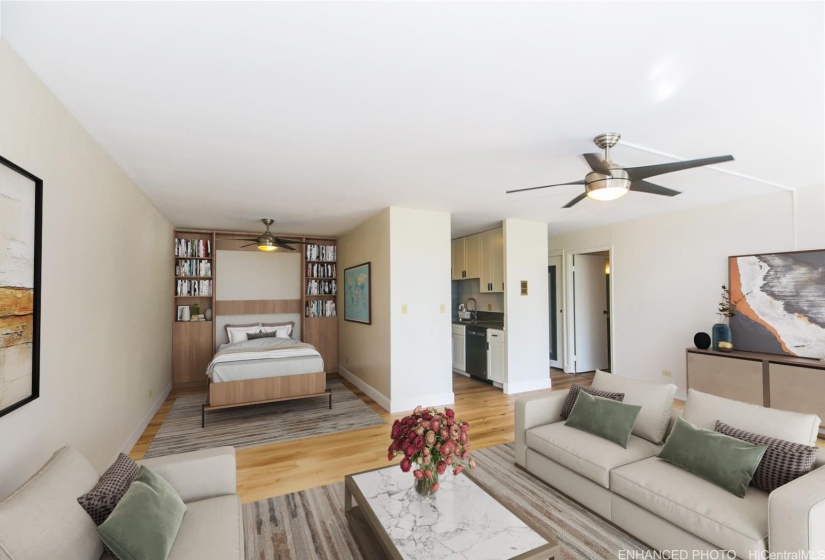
452;320;505;330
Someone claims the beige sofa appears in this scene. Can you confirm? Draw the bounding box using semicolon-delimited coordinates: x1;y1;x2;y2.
0;446;244;560
515;372;825;558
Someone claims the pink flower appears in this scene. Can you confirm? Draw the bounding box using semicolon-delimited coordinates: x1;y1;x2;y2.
446;417;455;426
431;482;440;492
400;458;411;472
413;406;423;415
413;469;424;480
450;425;460;440
430;418;441;432
459;431;468;443
453;465;463;476
446;456;453;465
422;412;433;421
424;469;432;479
425;430;437;446
387;451;394;461
436;460;447;475
413;435;424;450
469;457;476;469
445;408;455;418
391;424;400;439
461;422;470;432
421;454;432;466
403;444;415;458
414;425;424;436
461;449;469;460
440;427;450;440
441;442;453;457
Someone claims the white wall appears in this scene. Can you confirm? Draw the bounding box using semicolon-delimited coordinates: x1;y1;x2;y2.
503;219;551;394
389;207;453;412
549;188;825;399
0;40;172;497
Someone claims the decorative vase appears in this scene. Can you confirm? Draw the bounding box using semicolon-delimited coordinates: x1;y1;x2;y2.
181;307;191;322
191;303;201;316
414;467;439;497
205;308;213;321
712;317;731;351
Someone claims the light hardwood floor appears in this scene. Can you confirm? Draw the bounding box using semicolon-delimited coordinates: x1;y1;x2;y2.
131;370;593;504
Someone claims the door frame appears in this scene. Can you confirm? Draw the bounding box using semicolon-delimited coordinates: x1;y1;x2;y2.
563;245;614;374
548;252;564;369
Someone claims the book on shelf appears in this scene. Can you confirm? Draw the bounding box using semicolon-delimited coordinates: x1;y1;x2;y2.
175;259;212;277
306;279;337;295
306;262;336;278
305;299;337;317
176;279;213;297
175;238;212;258
305;244;336;262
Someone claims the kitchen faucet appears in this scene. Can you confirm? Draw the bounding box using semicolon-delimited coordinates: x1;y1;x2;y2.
465;297;478;320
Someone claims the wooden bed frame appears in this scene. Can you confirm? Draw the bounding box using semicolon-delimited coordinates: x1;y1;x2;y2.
201;371;331;427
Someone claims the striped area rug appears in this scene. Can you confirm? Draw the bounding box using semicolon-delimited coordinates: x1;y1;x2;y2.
243;443;650;559
144;380;385;458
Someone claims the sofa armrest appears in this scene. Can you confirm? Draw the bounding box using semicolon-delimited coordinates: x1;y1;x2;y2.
139;447;236;503
769;459;825;555
514;390;569;467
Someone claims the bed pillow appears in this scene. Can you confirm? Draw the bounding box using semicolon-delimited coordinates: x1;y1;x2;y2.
261;321;295;338
247;331;279;340
226;325;262;344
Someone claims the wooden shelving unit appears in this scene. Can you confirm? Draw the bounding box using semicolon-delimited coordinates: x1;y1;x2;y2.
172;229;215;389
302;238;338;373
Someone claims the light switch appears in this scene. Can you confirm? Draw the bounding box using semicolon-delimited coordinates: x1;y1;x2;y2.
402;304;408;314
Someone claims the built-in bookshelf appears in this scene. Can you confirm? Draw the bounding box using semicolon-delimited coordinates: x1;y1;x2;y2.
172;230;216;388
302;240;338;371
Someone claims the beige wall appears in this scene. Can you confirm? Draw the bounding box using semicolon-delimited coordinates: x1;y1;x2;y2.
337;209;391;402
0;40;173;497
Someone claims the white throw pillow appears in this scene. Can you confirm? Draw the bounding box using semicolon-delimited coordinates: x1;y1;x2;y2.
591;370;677;444
684;388;821;446
227;325;262;344
260;325;292;338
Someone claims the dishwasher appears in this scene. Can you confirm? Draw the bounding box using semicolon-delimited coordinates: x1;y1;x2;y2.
465;326;488;381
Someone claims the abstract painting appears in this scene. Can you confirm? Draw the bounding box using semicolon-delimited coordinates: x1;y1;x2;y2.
729;250;825;359
344;262;371;324
0;155;42;418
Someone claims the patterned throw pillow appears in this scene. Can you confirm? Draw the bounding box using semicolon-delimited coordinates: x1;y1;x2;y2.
561;383;625;419
715;420;819;493
77;453;140;525
247;330;279;340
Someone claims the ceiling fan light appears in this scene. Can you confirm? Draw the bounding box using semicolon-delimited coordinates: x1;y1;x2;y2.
585;172;630;202
586;186;629;201
258;245;278;252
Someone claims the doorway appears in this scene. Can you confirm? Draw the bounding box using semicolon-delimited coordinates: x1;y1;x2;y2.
548;256;563;369
565;249;612;374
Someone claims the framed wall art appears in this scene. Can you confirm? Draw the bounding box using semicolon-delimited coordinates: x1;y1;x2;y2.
344;262;371;324
0;155;43;418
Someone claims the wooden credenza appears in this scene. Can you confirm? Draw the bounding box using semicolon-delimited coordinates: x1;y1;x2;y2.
686;348;825;436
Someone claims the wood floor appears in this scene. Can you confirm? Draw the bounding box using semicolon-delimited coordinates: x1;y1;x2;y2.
131;369;593;504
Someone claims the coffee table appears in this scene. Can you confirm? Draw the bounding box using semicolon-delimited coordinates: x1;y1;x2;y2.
344;464;559;559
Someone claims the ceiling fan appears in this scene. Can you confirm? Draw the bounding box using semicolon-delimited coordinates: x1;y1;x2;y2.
227;219;309;252
507;133;734;208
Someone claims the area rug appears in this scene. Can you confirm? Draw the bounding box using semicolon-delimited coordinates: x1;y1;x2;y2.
242;443;650;559
144;380;385;458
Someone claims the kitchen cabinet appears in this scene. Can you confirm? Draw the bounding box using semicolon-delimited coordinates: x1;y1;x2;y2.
479;227;504;293
452;235;482;280
487;329;506;383
452;324;466;371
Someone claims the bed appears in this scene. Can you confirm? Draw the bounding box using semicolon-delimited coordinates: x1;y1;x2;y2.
202;333;328;426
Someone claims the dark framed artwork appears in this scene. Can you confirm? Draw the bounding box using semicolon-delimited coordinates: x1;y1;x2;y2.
0;155;43;418
344;262;371;324
729;249;825;359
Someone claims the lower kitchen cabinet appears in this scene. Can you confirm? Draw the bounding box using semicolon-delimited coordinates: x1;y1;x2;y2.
452;324;466;372
487;329;506;383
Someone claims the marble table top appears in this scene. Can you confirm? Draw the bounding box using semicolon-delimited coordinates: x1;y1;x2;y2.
350;465;551;560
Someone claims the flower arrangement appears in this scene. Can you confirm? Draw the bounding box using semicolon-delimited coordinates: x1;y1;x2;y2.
718;285;748;321
388;405;475;496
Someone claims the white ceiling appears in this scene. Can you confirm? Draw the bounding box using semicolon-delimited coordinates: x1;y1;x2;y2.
2;1;823;237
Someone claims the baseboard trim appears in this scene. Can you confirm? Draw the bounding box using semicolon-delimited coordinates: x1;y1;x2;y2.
120;382;171;455
338;366;392;412
390;392;455;414
504;378;551;395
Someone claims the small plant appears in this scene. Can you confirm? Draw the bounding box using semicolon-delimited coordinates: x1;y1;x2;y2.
718;285;748;319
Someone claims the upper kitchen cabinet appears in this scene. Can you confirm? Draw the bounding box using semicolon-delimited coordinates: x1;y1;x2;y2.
479;227;504;293
451;234;481;280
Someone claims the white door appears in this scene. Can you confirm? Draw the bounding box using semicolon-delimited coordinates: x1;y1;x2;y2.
548;256;564;369
572;254;609;373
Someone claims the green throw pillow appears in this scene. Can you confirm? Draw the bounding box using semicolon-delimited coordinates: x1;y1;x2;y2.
658;416;767;498
565;390;642;448
97;466;186;560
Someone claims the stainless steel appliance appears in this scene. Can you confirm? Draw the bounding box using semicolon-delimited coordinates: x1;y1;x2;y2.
465;325;488;381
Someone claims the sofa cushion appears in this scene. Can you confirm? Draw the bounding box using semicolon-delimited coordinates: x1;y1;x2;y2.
167;495;244;560
565;391;642;448
77;453;140;525
526;422;660;488
560;383;624;419
684;389;820;446
611;457;768;558
591;370;676;444
0;446;103;560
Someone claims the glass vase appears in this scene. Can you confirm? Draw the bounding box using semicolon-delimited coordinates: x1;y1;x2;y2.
712;319;732;351
414;469;439;497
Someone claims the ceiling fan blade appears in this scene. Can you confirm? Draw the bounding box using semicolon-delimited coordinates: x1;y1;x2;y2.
625;155;734;181
241;243;258;248
562;192;588;208
507;179;586;194
582;153;610;174
225;238;258;242
630;180;682;197
276;243;296;251
273;238;310;245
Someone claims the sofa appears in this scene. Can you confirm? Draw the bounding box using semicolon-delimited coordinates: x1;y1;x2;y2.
515;371;825;558
0;446;244;560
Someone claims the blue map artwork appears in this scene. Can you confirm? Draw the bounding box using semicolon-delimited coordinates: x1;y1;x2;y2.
345;262;370;324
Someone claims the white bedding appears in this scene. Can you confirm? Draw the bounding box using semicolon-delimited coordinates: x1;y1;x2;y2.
206;337;324;383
